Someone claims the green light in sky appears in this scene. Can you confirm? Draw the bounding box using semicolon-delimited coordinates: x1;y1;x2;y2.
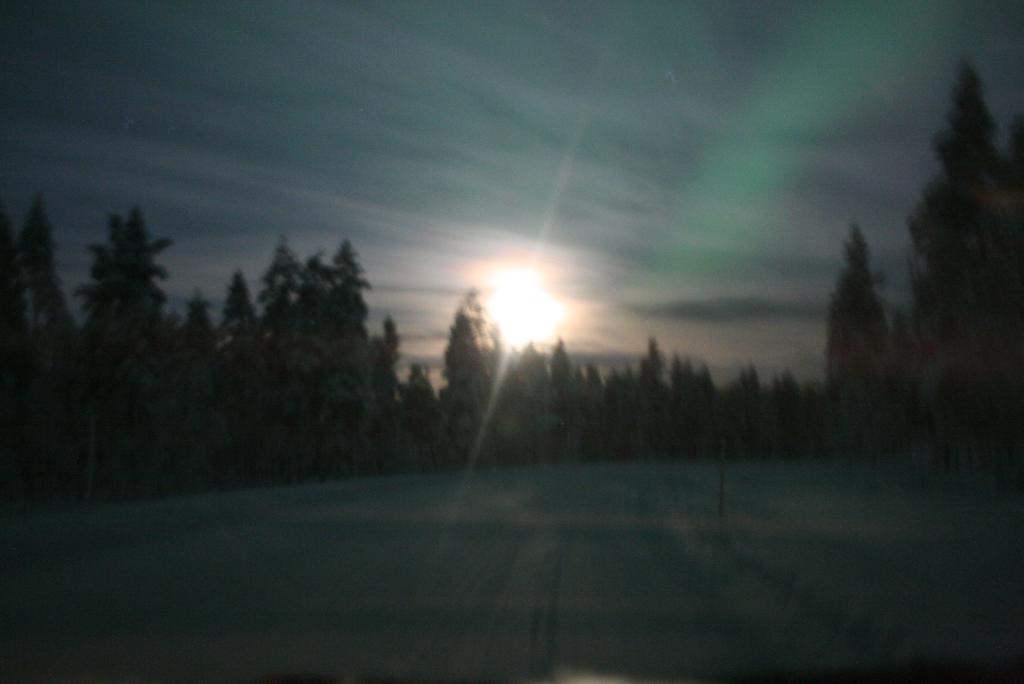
652;0;958;288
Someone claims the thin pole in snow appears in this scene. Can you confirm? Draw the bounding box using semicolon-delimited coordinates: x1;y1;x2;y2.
718;436;725;520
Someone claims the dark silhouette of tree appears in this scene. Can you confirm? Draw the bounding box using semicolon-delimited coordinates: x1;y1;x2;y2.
669;356;716;458
368;316;401;473
222;270;256;332
317;242;373;475
548;339;578;460
723;366;764;458
936;64;1000;185
72;207;172;498
1007;116;1024;282
638;337;670;455
440;290;491;464
550;339;572;400
402;364;441;468
826;224;888;387
909;63;1005;354
147;288;225;493
1009;116;1024;182
0;202;27;337
295;252;328;331
77;208;172;327
184;289;214;351
217;271;264;483
905;62;1024;468
603;368;642;459
258;237;301;333
0;201;31;498
18;195;70;333
494;343;550;465
328;240;370;339
575;364;605;460
371;316;400;399
768;372;802;459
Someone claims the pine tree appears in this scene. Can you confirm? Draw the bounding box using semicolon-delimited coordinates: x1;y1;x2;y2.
18;195;70;333
1007;116;1024;314
184;289;214;350
935;63;999;185
328;240;370;339
371;316;400;400
578;363;606;460
368;316;401;473
769;372;802;458
638;337;669;455
402;364;441;468
440;290;491;463
639;338;665;387
0;201;30;498
296;253;331;332
909;63;1003;349
0;203;27;337
669;356;716;458
725;366;763;457
550;339;572;399
495;343;550;464
826;225;888;386
222;270;256;332
78;207;172;327
71;207;170;497
1008;116;1023;177
604;368;642;458
826;226;895;458
217;271;263;482
904;64;1024;464
549;339;576;459
258;238;301;333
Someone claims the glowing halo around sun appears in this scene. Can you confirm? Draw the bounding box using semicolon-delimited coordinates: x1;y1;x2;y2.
486;268;564;348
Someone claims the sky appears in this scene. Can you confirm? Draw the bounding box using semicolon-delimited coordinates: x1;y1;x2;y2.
2;0;1023;381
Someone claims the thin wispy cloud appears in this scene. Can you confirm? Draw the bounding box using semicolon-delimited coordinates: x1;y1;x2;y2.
1;0;1022;376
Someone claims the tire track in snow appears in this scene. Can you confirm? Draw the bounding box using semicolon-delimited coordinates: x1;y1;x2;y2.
529;540;563;674
657;475;909;668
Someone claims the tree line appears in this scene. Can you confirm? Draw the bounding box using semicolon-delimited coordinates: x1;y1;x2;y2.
1;62;1022;503
825;63;1024;476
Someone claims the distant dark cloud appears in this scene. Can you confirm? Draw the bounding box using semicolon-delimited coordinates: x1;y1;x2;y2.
631;297;825;323
398;330;449;343
372;284;466;299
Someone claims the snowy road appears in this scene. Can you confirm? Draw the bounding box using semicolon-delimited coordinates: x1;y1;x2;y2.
2;462;1023;681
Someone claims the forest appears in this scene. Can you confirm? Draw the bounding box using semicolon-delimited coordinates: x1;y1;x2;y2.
2;63;1023;503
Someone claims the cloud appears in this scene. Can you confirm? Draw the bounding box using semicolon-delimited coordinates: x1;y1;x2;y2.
396;330;449;344
631;296;825;323
3;0;1022;380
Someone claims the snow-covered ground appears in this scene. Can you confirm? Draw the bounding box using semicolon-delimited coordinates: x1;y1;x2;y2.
2;461;1023;682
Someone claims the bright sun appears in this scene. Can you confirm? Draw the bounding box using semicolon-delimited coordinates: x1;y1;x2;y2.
487;268;564;348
